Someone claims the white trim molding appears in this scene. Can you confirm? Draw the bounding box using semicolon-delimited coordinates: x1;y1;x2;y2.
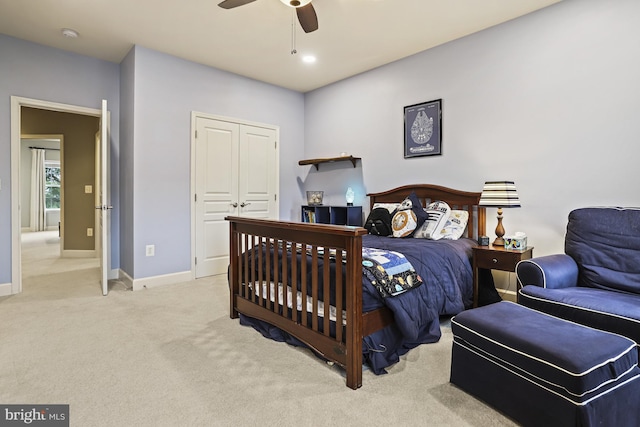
0;283;12;297
10;96;102;295
127;270;193;292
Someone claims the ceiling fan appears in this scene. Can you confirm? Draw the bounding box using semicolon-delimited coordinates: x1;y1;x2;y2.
218;0;319;33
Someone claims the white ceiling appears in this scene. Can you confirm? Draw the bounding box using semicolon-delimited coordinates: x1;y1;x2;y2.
0;0;561;93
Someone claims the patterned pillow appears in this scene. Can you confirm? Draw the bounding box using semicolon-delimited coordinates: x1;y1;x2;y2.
413;201;451;240
392;210;418;238
400;192;428;228
439;210;469;240
372;203;400;214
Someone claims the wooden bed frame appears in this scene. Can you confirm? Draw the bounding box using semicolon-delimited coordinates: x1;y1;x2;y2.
226;184;485;389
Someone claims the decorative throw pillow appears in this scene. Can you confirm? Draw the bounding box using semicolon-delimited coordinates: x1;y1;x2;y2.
364;207;393;236
413;201;451;240
398;192;428;228
392;210;418;238
439;210;469;240
372;203;400;214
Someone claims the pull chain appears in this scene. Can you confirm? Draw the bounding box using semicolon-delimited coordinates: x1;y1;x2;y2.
291;10;297;55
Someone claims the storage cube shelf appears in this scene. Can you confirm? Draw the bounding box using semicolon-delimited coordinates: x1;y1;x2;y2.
301;205;362;227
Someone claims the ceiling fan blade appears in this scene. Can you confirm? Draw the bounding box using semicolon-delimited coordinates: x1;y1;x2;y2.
296;3;318;33
218;0;257;9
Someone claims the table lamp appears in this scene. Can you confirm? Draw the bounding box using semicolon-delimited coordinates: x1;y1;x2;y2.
478;181;521;247
345;187;355;206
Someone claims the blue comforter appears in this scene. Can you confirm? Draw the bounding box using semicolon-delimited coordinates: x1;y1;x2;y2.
359;235;475;372
239;235;476;374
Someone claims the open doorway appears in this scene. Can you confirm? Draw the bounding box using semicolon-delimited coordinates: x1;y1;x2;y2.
10;97;110;296
19;134;101;295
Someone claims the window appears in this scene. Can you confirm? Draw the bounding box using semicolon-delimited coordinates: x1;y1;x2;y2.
45;161;61;210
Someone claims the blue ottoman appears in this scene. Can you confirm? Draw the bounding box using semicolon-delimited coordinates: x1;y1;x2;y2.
450;302;640;426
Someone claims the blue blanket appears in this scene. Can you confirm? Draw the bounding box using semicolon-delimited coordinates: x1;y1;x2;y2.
360;235;475;372
361;247;423;297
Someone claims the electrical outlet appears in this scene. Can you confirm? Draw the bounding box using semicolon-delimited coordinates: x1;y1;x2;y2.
85;185;93;194
146;245;155;257
87;228;93;237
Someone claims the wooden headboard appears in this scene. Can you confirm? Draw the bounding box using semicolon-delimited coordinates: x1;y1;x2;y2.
367;184;486;239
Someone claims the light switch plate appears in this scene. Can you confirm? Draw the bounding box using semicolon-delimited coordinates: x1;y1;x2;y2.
85;185;92;194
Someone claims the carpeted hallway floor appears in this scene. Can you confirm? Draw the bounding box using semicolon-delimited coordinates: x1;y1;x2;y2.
0;231;516;426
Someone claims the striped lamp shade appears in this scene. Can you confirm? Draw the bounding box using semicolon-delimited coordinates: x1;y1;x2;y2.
478;181;521;208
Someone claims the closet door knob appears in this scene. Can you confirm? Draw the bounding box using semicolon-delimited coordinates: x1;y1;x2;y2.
231;202;238;208
240;202;251;208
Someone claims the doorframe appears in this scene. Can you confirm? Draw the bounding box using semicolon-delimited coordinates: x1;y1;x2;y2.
9;96;103;295
189;111;280;279
20;133;64;248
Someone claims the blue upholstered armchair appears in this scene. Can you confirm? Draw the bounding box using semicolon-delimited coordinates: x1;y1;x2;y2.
516;207;640;344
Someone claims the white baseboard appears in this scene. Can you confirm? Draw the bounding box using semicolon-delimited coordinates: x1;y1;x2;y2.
62;250;96;258
2;270;193;297
0;282;12;297
119;269;134;290
122;270;193;291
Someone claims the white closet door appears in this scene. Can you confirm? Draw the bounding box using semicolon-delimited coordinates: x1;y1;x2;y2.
194;116;278;278
195;118;239;278
238;125;278;220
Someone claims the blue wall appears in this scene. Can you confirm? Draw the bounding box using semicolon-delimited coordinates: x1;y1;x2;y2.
126;46;305;278
0;37;305;284
3;0;639;287
0;35;120;285
301;0;640;257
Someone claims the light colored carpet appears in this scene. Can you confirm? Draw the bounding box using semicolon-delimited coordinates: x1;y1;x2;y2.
0;232;516;426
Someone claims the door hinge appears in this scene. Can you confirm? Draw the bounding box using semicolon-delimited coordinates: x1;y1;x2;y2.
195;130;198;139
195;257;197;265
274;194;277;201
194;194;197;202
274;141;277;149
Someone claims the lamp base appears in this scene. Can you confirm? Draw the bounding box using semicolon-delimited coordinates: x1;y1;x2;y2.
493;208;506;247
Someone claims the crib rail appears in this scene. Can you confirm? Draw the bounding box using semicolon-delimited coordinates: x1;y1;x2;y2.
227;216;367;389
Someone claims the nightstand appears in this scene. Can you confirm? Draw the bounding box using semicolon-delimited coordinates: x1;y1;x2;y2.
472;245;534;307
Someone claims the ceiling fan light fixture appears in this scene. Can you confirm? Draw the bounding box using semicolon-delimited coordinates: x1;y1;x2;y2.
280;0;312;8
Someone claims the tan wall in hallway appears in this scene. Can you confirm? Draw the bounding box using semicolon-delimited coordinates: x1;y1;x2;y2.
21;107;99;251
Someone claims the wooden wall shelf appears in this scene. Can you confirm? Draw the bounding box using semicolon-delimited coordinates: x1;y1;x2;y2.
298;155;361;170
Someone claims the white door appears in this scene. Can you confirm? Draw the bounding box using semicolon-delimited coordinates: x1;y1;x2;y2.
239;126;278;219
194;116;278;278
98;99;111;295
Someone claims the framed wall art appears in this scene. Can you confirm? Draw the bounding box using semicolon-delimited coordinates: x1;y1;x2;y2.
404;99;442;158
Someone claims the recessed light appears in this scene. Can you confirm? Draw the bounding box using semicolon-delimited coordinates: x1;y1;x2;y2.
61;28;79;38
302;55;316;64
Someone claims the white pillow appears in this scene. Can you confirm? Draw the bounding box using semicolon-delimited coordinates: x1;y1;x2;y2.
414;201;451;240
392;210;418;237
372;203;400;214
439;210;469;240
